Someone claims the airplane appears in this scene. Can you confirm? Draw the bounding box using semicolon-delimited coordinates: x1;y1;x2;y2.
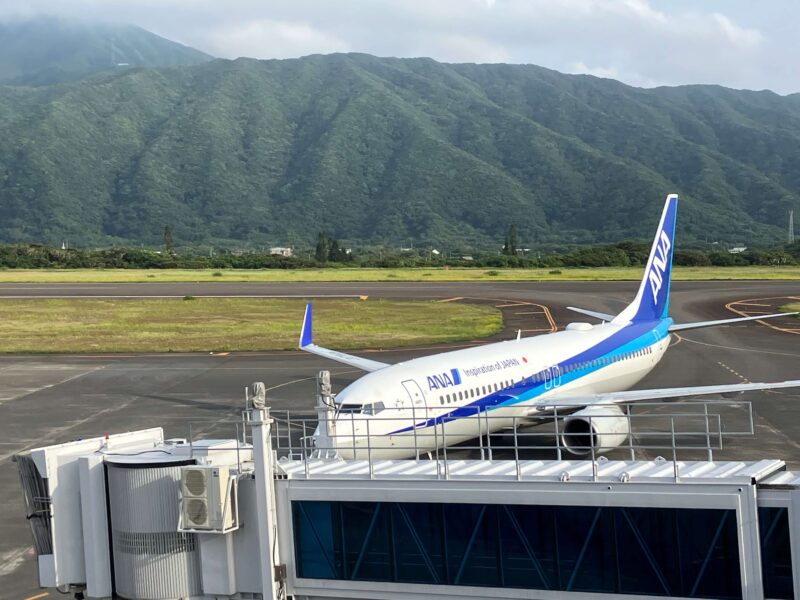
298;194;800;459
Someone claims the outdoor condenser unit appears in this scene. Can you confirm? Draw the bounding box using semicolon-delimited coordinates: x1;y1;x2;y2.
180;465;238;532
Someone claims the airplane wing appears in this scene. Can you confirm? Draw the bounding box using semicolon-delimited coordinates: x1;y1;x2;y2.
669;312;798;332
566;306;617;322
539;379;800;408
298;303;391;372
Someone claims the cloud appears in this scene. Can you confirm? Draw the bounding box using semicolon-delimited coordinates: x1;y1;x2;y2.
206;20;349;59
712;12;762;47
569;62;619;80
0;0;796;93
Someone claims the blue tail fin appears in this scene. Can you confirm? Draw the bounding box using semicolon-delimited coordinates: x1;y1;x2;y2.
613;194;678;324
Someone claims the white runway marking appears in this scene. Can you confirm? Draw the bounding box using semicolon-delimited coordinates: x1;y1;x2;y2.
0;546;29;577
681;336;800;358
0;365;107;406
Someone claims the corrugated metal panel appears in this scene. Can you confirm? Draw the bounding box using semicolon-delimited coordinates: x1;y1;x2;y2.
760;470;800;488
107;463;201;600
276;457;784;484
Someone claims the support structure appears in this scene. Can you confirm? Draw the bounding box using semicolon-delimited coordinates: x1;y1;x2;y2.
250;407;283;600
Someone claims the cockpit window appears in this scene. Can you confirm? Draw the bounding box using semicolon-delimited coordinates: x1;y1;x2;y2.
337;403;363;414
362;402;385;416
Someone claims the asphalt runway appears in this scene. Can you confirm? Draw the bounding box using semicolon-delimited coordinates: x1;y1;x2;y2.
0;280;798;599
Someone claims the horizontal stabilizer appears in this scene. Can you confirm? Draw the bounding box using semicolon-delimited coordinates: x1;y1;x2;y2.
299;303;390;372
566;306;617;322
669;312;798;332
540;379;800;409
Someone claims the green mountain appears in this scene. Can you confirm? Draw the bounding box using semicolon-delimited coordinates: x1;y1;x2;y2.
0;17;212;86
0;52;798;248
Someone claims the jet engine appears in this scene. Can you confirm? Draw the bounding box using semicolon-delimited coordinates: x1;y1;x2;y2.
561;404;630;455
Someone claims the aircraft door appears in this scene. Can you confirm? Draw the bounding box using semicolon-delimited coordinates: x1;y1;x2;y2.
401;379;428;425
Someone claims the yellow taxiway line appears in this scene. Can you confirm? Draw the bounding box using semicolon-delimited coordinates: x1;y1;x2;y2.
726;296;800;335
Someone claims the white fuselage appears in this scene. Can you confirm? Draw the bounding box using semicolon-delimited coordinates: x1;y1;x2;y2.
316;318;672;459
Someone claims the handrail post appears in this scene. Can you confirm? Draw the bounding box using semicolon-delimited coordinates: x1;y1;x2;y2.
412;403;419;461
671;417;679;482
443;420;449;480
485;408;493;462
590;416;597;482
704;402;712;462
627;404;635;461
367;419;373;479
554;405;562;461
351;413;357;460
513;416;521;480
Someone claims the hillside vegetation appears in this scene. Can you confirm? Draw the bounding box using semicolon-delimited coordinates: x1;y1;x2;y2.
0;53;799;248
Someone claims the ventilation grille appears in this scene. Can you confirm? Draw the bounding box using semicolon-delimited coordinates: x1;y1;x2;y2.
185;498;209;527
183;469;207;497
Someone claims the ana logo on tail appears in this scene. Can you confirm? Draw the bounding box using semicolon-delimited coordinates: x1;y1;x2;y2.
648;230;672;304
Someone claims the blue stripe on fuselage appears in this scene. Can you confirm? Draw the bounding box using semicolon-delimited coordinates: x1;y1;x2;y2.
389;318;671;434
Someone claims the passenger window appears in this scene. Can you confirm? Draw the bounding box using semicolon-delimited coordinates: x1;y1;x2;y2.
440;396;444;405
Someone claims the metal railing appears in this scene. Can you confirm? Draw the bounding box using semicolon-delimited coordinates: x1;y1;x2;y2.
264;399;754;481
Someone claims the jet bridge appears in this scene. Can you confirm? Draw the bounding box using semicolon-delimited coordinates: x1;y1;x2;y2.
12;372;800;600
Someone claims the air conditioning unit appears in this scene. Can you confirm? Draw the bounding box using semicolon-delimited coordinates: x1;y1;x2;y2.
179;466;238;533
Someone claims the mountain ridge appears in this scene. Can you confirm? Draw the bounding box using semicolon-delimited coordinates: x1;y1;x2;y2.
0;51;798;249
0;16;213;85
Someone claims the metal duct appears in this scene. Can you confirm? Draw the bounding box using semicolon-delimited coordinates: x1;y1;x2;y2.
106;459;200;600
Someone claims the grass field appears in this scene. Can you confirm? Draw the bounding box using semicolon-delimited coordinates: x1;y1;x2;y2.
0;298;502;353
783;303;800;318
0;266;799;283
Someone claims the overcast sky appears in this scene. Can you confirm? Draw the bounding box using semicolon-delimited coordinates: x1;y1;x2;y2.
2;0;798;94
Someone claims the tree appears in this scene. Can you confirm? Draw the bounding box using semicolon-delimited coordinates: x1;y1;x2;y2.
163;225;174;254
508;224;518;256
315;231;330;262
328;239;341;262
502;224;518;256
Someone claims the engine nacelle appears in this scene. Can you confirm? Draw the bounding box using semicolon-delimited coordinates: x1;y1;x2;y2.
561;404;630;455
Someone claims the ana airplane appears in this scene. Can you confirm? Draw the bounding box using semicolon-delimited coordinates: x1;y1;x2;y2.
300;194;799;459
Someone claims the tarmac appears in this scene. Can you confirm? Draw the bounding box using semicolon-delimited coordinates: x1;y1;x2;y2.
0;280;798;599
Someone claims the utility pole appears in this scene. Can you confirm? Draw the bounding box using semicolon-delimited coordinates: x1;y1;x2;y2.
790;209;795;244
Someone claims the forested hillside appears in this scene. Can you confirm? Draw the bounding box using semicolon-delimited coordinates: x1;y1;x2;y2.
0;52;798;248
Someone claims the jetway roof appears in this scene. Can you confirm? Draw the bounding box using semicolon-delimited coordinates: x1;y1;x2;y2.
760;470;800;488
276;457;785;484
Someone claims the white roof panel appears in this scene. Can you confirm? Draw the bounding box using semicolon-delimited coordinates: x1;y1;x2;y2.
276;457;784;485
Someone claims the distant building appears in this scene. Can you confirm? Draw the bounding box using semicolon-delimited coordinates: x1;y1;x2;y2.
270;247;293;257
729;246;748;254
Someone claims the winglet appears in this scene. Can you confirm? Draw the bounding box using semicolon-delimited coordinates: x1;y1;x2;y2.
300;303;313;348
